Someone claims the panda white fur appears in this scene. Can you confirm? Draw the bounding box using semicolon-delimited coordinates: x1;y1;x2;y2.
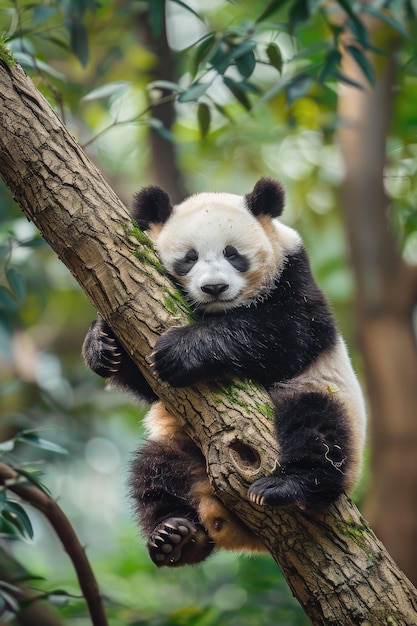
82;178;366;567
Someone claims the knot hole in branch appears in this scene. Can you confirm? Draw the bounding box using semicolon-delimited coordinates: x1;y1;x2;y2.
228;440;261;477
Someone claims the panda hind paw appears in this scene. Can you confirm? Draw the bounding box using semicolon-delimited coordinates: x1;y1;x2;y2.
147;517;213;567
248;475;307;509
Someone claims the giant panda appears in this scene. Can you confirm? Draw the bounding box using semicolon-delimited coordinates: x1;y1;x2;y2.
82;177;367;567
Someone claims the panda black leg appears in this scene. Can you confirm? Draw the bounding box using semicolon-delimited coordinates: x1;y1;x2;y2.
129;439;214;567
248;391;351;509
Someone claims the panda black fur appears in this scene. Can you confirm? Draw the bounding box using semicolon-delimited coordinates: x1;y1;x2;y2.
82;178;366;567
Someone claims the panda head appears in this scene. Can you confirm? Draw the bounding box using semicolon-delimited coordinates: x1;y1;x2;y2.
132;178;301;313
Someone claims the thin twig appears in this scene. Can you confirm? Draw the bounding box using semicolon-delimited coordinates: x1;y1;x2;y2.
0;463;109;626
81;92;177;149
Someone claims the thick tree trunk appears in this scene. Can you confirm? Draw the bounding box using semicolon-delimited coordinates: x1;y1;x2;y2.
337;26;417;585
1;54;417;625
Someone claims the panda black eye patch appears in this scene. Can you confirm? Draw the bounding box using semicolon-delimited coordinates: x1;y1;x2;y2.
224;246;249;272
173;249;199;276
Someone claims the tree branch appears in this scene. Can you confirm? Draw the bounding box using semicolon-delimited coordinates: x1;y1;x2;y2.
1;54;417;624
0;463;108;626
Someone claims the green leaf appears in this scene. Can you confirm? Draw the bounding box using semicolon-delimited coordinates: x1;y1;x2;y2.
361;5;409;38
256;0;291;22
147;80;184;94
0;287;17;313
17;431;68;455
266;42;283;73
2;502;34;539
197;103;211;138
6;268;25;303
319;49;342;82
308;0;326;14
236;50;256;78
12;52;65;80
191;34;217;77
147;118;175;142
256;61;322;106
82;81;130;102
171;0;204;23
332;69;364;90
0;439;15;453
33;6;57;25
212;40;257;75
289;0;311;31
286;75;313;104
20;237;45;248
346;45;375;85
335;0;369;48
223;77;252;110
64;0;94;19
0;588;20;613
15;468;51;496
69;17;89;67
47;589;84;605
147;0;165;38
213;102;235;123
178;81;210;102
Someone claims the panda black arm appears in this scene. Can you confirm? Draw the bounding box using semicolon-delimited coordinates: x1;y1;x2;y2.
153;280;336;388
153;316;264;387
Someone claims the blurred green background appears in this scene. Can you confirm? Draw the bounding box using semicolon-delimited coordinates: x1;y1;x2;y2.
1;0;417;624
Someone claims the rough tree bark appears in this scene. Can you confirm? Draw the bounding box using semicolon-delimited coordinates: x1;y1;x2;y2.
337;22;417;585
1;54;417;625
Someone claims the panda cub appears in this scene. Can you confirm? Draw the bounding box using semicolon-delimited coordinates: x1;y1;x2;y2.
83;177;366;567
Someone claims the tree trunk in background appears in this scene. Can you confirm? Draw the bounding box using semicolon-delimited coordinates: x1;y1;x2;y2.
338;26;417;585
137;8;186;203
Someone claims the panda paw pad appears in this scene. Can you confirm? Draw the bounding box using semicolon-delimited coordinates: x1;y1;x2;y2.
148;518;199;567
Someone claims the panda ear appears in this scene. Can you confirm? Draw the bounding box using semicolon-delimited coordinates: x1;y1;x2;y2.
245;177;285;218
131;186;173;231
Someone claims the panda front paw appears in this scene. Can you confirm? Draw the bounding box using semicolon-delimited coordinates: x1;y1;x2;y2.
148;517;212;567
82;320;122;379
153;327;200;387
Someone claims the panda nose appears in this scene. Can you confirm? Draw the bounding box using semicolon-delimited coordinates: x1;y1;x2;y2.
201;283;229;296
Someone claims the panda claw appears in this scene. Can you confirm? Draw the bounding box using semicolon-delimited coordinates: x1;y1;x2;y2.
156;529;171;539
163;526;182;543
248;491;265;507
89;332;123;376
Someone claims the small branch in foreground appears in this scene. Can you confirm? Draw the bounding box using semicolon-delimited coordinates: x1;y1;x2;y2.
0;463;108;626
